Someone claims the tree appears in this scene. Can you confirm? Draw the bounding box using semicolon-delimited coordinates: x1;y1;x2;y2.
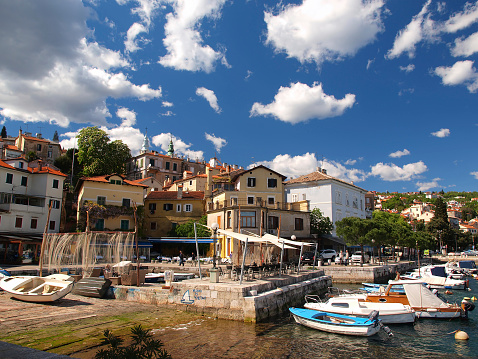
53;130;59;142
335;217;373;266
381;195;406;212
54;148;82;187
1;126;6;138
172;216;211;237
461;207;477;222
77;127;131;177
310;208;333;236
427;197;452;250
26;151;37;162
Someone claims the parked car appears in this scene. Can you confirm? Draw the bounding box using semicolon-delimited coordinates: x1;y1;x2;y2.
319;249;337;261
351;251;370;264
300;251;317;264
461;250;478;256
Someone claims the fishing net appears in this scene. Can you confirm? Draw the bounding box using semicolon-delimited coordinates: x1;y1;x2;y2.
42;231;136;276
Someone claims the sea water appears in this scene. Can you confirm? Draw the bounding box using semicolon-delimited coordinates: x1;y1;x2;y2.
157;278;478;359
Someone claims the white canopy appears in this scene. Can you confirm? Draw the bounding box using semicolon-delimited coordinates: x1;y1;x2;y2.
261;233;313;247
216;229;295;249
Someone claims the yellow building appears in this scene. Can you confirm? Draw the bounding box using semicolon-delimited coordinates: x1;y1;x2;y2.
167;172;207;192
206;165;310;260
76;174;147;231
144;187;205;238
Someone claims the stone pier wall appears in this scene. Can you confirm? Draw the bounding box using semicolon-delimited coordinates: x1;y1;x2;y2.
111;271;332;322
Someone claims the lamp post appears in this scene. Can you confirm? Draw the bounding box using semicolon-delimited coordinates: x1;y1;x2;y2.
211;223;219;269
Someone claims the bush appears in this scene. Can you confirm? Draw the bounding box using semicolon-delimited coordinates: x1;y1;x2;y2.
95;325;172;359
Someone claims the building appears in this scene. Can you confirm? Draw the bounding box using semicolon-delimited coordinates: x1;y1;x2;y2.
126;134;206;186
130;176;163;198
15;129;63;164
144;187;205;238
0;158;66;263
167;172;208;192
76;174;147;231
284;167;368;236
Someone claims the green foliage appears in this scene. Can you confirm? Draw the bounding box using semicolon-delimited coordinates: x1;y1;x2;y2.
53;130;59;142
381;195;406;212
26;151;37;162
1;126;6;138
95;325;172;359
171;216;211;237
310;208;333;236
54;148;83;188
335;217;373;266
77;127;131;177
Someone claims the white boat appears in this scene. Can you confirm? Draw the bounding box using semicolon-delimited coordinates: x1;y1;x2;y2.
289;307;391;337
0;274;74;303
145;272;164;283
304;295;415;324
361;279;472;319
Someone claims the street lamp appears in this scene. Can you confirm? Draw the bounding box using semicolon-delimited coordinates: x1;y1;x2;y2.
211;223;219;269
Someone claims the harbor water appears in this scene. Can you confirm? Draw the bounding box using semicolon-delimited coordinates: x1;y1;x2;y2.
152;278;478;359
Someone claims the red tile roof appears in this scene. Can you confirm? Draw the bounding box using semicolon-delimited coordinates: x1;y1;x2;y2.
285;170;366;191
29;166;67;177
80;174;148;187
0;160;15;170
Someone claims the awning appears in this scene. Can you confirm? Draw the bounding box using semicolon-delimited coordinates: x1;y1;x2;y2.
148;237;214;244
261;233;313;247
219;229;296;249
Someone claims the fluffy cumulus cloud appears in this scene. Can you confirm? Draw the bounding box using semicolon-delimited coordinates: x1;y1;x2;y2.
253;153;367;183
196;87;221;113
264;0;385;66
416;178;441;191
389;149;411;158
370;161;427;181
431;128;450;138
250;82;356;124
0;0;161;128
116;107;137;127
443;1;478;33
471;171;478;180
205;133;227;153
399;64;415;72
434;60;478;92
451;32;478;57
159;0;228;72
152;133;204;160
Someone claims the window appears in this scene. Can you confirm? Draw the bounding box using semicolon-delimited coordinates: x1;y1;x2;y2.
295;218;304;231
176;204;181;212
31;218;38;229
241;211;256;228
247;177;256;187
165;162;170;170
189;180;193;186
184;204;192;212
173;176;177;182
268;216;279;229
346;194;350;207
268;197;275;205
149;203;156;211
52;179;59;189
226;211;232;228
302;194;307;201
6;173;13;184
149;158;155;166
120;220;129;230
97;196;106;205
95;219;104;230
21;176;28;186
247;196;254;205
150;222;157;230
267;178;277;188
47;150;52;158
335;191;342;204
140;159;143;168
173;163;177;171
122;198;131;208
49;221;55;231
49;200;60;209
353;197;358;209
230;197;238;206
36;144;42;151
163;203;173;211
15;217;23;228
110;179;122;185
291;194;298;202
19;162;24;169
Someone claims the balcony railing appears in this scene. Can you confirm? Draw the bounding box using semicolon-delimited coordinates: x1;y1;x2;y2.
207;198;307;212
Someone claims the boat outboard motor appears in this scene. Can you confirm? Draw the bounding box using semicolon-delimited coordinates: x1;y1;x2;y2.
368;310;380;322
462;298;476;318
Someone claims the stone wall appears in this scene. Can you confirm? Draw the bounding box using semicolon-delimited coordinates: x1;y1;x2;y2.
319;262;416;283
111;271;332;322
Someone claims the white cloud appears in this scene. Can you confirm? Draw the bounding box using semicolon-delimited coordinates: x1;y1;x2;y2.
264;0;385;66
162;101;174;107
116;107;137;127
386;0;438;59
366;59;375;70
59;130;80;150
125;22;149;53
205;133;227;153
0;0;161;128
250;82;355;124
399;64;415;72
451;32;478;57
159;0;227;73
344;159;357;165
370;161;427;181
389;149;411;158
444;1;478;33
196;87;221;113
434;60;478;92
253;153;367;183
431;128;450;138
398;88;415;96
161;110;175;116
416;178;441;191
471;171;478;180
104;124;144;156
152;133;204;160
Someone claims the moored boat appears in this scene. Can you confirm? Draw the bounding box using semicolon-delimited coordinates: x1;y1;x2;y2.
290;307;391;337
0;274;74;303
304;295;415;324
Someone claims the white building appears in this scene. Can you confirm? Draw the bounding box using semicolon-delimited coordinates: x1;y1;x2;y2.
284;168;368;235
0;158;66;234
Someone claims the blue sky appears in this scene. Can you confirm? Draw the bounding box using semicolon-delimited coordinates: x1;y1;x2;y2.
1;0;478;193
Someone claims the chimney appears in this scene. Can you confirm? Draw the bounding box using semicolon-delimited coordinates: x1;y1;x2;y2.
322;169;327;175
177;185;183;199
36;133;42;139
317;167;321;173
38;159;43;171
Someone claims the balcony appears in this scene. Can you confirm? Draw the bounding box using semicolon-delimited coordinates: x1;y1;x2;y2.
207;198;299;212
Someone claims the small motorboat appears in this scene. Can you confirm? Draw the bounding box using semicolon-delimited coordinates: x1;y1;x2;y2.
304;295;415;324
0;274;74;303
290;307;392;337
361;283;405;294
145;272;165;283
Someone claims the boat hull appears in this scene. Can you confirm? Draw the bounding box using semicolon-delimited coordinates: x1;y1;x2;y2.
0;276;73;303
290;308;381;337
